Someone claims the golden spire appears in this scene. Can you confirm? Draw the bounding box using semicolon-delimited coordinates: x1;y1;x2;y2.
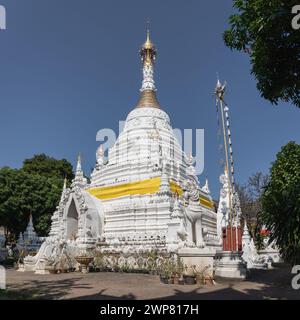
136;26;160;109
144;19;153;50
140;28;156;65
144;30;153;50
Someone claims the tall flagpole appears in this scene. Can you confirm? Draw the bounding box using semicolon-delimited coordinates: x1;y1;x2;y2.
215;79;234;250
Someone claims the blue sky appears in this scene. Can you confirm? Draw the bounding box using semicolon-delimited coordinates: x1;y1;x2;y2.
0;0;299;198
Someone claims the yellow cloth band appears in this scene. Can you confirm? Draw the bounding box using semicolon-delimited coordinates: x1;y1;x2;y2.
88;177;214;209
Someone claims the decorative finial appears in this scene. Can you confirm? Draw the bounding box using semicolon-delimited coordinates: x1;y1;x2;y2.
96;144;105;165
205;177;209;185
202;178;211;194
147;18;150;29
28;214;33;228
63;176;67;190
244;220;249;232
72;153;87;189
97;144;104;157
136;24;160;108
140;26;156;65
215;75;226;101
76;153;82;172
146;18;150;36
242;219;250;239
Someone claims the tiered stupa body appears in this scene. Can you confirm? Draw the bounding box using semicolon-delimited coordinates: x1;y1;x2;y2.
87;32;218;251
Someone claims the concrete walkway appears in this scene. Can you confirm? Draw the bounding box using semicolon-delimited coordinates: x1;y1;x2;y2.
4;264;300;300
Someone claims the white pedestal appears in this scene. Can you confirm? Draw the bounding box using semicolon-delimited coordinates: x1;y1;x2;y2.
178;247;216;278
17;265;26;272
215;251;247;279
35;265;57;275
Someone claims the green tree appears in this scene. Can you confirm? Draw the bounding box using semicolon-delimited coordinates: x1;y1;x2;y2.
236;172;269;249
261;142;300;265
22;153;73;181
0;154;74;240
0;167;25;240
224;0;300;108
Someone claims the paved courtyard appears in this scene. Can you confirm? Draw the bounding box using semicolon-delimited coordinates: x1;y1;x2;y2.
3;264;299;300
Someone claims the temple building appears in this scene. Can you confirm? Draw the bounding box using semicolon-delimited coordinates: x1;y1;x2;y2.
24;31;223;274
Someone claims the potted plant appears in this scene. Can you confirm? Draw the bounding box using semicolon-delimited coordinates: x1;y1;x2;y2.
195;265;213;286
195;271;205;285
204;276;214;286
175;258;185;285
159;259;172;284
183;265;196;285
147;249;159;275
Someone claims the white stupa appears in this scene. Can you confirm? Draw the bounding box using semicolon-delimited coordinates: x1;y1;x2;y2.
24;31;219;274
18;215;43;252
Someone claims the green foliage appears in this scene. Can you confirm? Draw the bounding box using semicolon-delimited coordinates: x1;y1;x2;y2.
0;154;74;239
236;172;269;248
0;289;38;300
261;142;300;264
22;154;73;181
224;0;300;107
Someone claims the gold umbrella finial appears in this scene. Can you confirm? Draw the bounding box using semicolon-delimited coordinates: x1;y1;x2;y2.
146;18;151;44
144;25;153;50
136;21;160;109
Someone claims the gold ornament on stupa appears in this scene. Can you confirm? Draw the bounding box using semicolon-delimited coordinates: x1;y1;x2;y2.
136;29;160;109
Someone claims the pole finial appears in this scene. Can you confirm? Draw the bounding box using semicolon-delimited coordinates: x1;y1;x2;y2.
146;18;150;33
76;153;82;172
215;76;226;101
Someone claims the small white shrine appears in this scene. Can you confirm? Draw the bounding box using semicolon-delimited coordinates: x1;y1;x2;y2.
18;215;44;252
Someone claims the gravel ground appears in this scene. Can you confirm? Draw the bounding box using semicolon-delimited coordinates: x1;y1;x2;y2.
3;264;299;300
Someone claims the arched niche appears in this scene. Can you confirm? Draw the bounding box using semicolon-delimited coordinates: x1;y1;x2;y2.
66;199;79;240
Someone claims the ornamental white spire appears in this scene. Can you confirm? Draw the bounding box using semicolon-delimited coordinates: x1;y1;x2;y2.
140;30;156;92
242;221;250;241
72;153;87;189
202;178;211;194
58;177;68;205
28;214;34;232
63;176;67;191
96;144;105;166
76;153;82;172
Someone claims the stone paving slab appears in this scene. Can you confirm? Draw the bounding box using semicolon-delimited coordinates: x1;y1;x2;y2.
3;265;300;300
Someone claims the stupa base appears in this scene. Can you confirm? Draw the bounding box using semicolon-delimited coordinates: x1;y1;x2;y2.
215;250;247;280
